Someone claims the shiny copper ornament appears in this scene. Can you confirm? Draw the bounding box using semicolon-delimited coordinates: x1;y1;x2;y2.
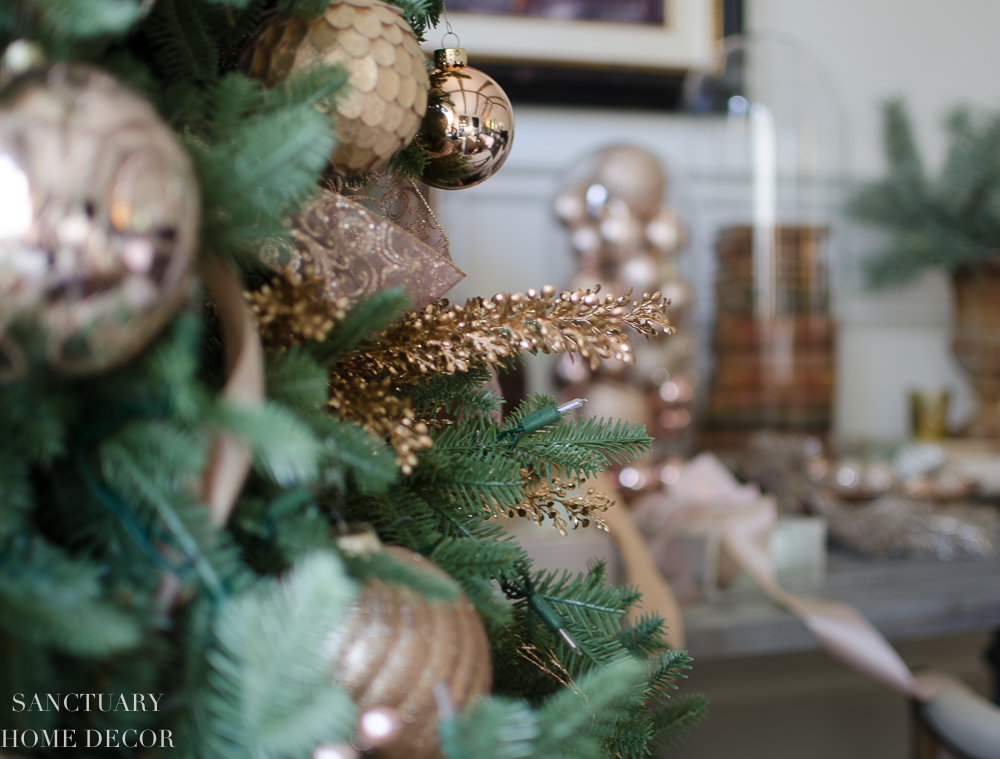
420;48;514;190
327;545;492;759
240;0;430;177
0;63;199;378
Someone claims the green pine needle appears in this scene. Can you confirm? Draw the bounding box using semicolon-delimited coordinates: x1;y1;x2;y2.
312;289;410;364
534;657;647;758
619;612;671;658
341;548;458;603
266;348;330;415
186;552;358;758
647;693;710;752
0;451;32;537
314;414;399;495
0;538;142;656
645;648;694;700
275;0;329;18
212;400;325;487
34;0;144;40
442;697;540;759
516;415;652;480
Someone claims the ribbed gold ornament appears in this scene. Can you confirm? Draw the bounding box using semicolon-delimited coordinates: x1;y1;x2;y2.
240;0;430;177
328;545;492;759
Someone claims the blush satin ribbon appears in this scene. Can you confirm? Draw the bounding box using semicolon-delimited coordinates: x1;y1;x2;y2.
613;454;952;702
199;257;265;527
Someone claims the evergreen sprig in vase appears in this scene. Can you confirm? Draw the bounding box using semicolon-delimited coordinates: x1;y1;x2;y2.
851;100;1000;436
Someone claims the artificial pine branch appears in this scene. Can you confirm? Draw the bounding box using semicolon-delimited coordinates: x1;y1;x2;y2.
0;536;142;656
340;547;459;602
533;657;647;759
310;288;410;363
619;612;672;657
31;0;144;42
212;400;326;487
310;414;399;494
99;435;229;596
645;648;694;700
274;0;330;19
0;451;31;537
383;0;443;41
440;697;540;759
141;0;219;89
417;448;525;515
647;694;710;752
515;414;652;480
401;364;500;418
264;347;331;415
179;552;358;759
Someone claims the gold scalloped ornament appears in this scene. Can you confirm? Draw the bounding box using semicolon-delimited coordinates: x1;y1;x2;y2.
241;0;430;177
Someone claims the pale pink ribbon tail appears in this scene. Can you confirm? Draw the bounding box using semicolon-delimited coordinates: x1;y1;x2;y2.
717;489;924;699
199;258;265;526
597;472;687;649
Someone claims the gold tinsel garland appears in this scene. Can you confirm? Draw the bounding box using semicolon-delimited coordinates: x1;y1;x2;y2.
248;278;672;513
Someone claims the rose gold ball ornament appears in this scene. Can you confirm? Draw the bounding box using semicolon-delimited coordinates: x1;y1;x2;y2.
240;0;430;177
328;540;491;759
419;48;514;189
0;64;199;378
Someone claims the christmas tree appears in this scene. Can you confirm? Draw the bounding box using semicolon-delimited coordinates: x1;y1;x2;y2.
0;1;705;758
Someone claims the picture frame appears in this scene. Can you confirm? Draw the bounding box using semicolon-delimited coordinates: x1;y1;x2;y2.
425;0;720;72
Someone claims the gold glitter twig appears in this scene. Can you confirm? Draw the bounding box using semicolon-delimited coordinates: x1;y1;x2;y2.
339;285;673;383
327;374;433;475
508;475;613;535
248;279;672;474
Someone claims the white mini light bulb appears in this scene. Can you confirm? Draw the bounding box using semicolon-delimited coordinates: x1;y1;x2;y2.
557;398;587;414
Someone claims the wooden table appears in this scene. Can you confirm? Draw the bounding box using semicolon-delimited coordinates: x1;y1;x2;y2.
683;549;1000;661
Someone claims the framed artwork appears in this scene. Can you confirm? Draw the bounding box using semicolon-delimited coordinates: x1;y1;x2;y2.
428;0;719;71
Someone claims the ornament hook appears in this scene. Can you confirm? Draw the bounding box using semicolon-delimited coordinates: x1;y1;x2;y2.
441;2;461;48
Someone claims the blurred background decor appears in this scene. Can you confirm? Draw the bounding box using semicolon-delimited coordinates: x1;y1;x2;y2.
423;1;1000;753
553;144;697;466
423;0;716;72
685;33;846;449
445;0;666;24
851;101;1000;438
